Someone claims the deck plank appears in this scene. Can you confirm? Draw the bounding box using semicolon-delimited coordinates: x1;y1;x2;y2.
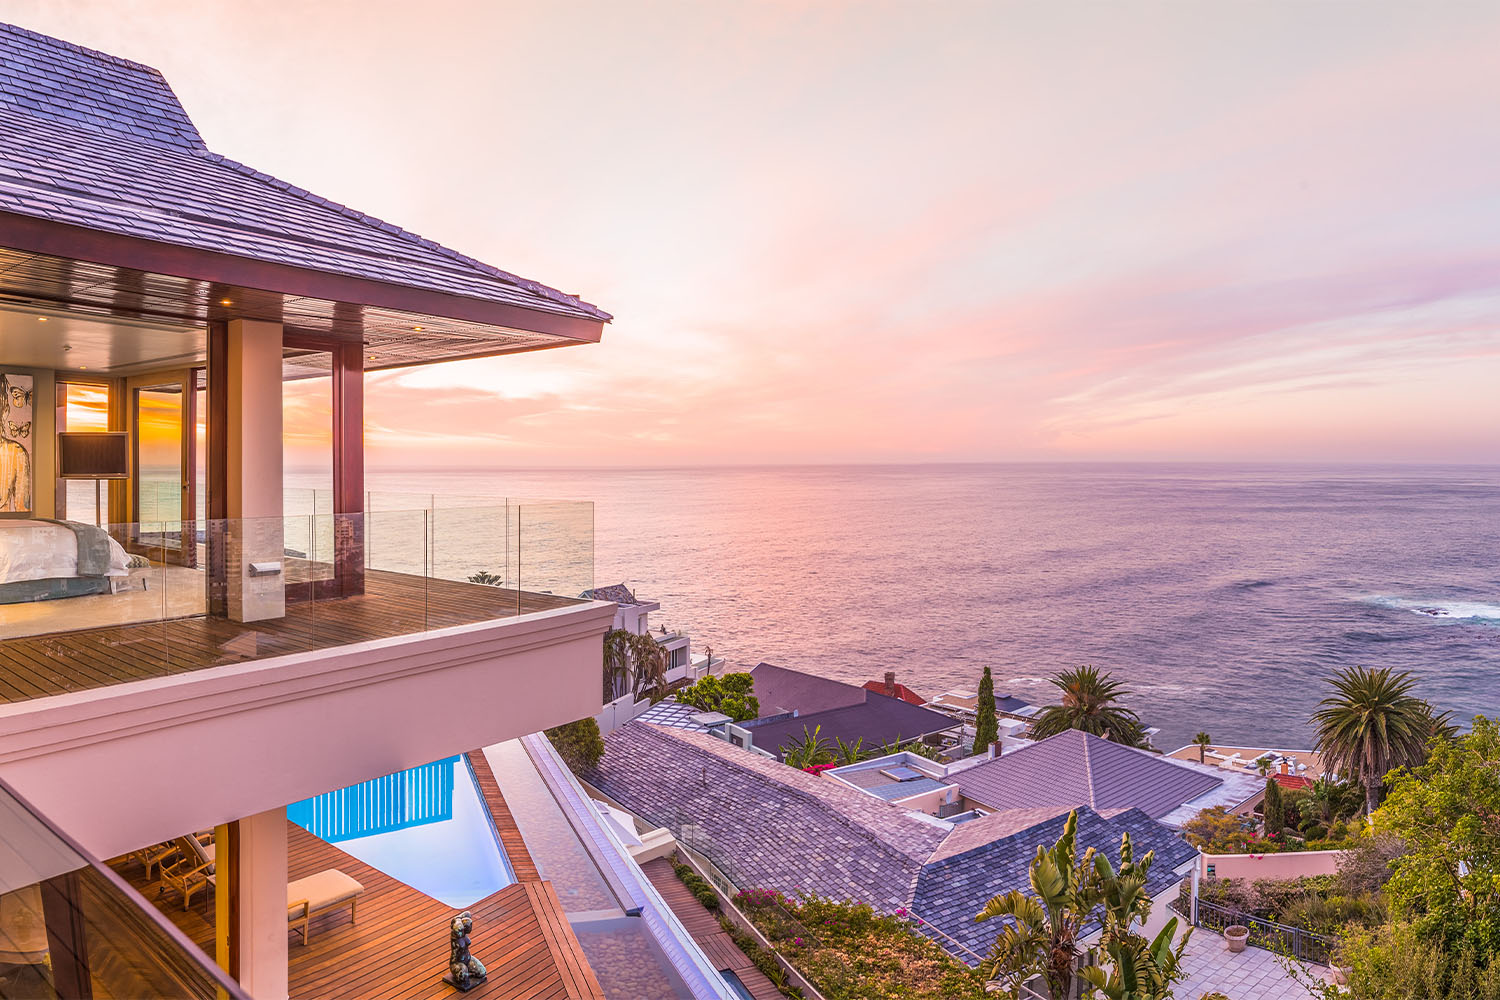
0;571;580;704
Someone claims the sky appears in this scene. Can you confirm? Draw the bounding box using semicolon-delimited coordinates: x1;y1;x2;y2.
14;1;1500;466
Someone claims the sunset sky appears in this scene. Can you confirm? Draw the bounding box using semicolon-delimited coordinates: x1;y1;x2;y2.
16;1;1500;466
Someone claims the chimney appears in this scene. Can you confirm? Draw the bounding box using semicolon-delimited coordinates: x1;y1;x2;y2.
1280;759;1289;775
884;671;897;696
988;740;1001;760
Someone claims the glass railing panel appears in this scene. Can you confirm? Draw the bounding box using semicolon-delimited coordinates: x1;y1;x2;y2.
0;497;593;699
428;504;519;623
517;501;595;605
0;778;249;1000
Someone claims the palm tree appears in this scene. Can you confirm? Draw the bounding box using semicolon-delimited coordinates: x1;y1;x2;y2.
601;628;668;702
834;736;867;766
1192;732;1212;764
1311;666;1433;816
1029;666;1147;747
976;811;1102;1000
1254;757;1274;778
780;725;834;769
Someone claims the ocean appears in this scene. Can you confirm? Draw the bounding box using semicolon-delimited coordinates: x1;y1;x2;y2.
291;463;1500;752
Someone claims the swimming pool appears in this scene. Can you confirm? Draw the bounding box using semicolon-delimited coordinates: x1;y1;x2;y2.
288;755;514;908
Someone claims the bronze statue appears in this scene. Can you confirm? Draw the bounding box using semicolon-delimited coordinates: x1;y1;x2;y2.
444;911;487;992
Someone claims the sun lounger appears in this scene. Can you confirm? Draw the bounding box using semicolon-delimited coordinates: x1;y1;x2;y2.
161;836;215;910
287;870;364;944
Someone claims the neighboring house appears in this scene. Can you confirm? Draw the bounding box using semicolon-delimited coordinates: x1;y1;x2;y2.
749;661;869;716
743;693;961;761
740;663;962;758
0;22;737;1000
926;687;1041;722
590;722;1198;965
863;671;928;706
583;583;721;686
944;730;1263;828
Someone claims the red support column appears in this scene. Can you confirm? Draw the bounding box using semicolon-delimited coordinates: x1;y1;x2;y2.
332;341;365;597
206;320;229;616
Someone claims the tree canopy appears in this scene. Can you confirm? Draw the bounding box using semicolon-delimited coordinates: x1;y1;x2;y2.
675;671;759;722
1376;714;1500;960
972;666;999;755
1311;666;1435;815
1029;666;1148;747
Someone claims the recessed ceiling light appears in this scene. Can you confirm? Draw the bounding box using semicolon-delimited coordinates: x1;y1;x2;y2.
412;325;424;332
219;298;233;306
367;355;377;361
78;365;87;370
36;316;47;322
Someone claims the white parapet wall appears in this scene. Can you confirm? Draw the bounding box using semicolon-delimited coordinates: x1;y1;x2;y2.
1200;849;1345;881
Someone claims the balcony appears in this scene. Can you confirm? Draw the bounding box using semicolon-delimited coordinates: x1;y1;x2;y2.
0;499;594;702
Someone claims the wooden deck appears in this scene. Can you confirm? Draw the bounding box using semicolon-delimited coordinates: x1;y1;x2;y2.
110;752;604;1000
641;857;784;1000
0;571;580;704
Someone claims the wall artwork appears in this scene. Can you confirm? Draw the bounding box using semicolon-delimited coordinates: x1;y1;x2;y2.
0;372;34;512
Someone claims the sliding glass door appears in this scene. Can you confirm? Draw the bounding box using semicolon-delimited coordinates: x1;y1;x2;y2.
130;373;196;565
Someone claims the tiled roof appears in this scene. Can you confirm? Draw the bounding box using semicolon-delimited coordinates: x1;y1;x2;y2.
861;680;928;706
749;663;869;716
944;730;1224;821
591;723;943;910
0;22;609;324
591;723;1198;966
912;807;1199;961
581;583;644;606
1272;773;1313;791
746;694;958;760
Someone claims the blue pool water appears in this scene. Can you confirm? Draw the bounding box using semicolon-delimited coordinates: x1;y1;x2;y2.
288;756;514;908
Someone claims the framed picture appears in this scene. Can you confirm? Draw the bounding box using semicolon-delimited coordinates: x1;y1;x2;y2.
0;372;35;512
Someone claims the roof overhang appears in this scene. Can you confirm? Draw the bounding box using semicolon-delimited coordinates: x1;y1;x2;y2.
0;211;606;372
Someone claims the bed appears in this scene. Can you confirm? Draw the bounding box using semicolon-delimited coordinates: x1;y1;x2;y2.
0;518;132;604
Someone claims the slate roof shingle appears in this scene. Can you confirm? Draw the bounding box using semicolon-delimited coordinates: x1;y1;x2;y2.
0;22;610;325
590;723;942;911
591;723;1200;965
944;730;1224;821
745;693;959;760
912;806;1199;960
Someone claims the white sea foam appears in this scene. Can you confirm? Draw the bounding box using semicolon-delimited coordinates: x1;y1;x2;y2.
1365;596;1500;624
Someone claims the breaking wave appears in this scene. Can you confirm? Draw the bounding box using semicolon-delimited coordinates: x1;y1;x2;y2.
1363;596;1500;626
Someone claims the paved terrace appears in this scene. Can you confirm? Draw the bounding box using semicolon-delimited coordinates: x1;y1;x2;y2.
109;751;604;1000
0;571;579;704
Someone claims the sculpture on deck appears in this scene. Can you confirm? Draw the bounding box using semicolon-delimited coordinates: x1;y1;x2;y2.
444;911;487;992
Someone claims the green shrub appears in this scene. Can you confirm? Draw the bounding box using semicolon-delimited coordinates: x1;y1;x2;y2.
675;672;759;721
545;717;605;773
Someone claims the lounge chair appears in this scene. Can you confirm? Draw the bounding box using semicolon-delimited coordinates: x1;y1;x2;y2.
287;870;364;944
160;836;215;910
129;841;181;883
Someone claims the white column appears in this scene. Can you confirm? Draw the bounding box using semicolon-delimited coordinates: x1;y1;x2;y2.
226;319;284;623
1190;859;1200;926
238;807;289;1000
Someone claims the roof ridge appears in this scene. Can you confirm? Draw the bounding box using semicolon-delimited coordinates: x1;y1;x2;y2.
1;21;169;79
192;148;611;320
1080;731;1098;808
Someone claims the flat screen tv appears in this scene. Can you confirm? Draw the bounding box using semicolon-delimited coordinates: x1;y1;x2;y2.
57;431;130;480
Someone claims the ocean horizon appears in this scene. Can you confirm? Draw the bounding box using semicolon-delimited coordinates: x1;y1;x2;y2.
286;461;1500;752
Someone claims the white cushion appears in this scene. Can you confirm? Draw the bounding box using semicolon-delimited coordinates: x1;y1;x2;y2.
287;870;363;915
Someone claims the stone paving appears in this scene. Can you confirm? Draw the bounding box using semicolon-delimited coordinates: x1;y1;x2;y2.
1176;933;1326;999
